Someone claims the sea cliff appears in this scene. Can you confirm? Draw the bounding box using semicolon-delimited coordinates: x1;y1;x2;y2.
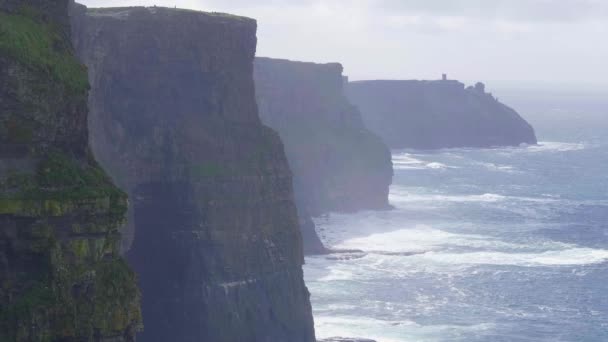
254;58;393;254
0;1;141;340
71;4;315;341
347;79;537;149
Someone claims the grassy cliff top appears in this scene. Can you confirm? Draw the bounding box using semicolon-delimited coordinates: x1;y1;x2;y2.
256;56;343;71
84;5;255;24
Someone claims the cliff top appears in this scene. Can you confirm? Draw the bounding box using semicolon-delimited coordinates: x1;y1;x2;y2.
350;79;465;87
256;57;344;75
78;4;255;25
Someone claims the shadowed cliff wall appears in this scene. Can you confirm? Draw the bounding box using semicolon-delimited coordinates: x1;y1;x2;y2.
70;4;315;341
254;58;393;254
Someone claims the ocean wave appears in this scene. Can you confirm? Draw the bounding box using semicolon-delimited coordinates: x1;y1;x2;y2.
331;225;541;254
314;316;413;342
392;141;589;158
318;268;356;282
322;224;606;268
389;187;561;207
473;161;517;172
314;315;496;342
391;192;507;203
416;248;608;267
392;153;455;170
526;141;587;153
488;141;587;156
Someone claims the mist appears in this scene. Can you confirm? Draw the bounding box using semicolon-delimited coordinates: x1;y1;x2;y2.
78;0;608;87
2;2;606;342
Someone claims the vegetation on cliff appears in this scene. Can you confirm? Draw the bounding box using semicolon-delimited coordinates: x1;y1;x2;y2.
0;3;141;341
0;9;89;95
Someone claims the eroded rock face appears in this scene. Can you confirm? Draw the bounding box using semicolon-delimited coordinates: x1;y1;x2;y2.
0;1;141;340
347;80;538;149
71;5;315;341
254;58;393;254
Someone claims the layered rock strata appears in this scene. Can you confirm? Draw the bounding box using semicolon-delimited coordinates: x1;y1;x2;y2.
0;1;141;340
71;5;315;341
254;58;393;254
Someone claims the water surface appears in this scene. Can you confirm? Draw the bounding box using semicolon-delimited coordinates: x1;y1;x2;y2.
304;103;608;341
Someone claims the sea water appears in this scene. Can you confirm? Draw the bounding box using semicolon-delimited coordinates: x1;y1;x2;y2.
304;91;608;341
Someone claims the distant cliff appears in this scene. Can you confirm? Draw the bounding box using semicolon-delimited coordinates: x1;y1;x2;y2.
71;4;315;342
0;1;141;340
254;58;393;253
347;80;537;149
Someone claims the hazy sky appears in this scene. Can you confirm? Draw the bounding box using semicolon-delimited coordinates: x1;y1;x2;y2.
79;0;608;86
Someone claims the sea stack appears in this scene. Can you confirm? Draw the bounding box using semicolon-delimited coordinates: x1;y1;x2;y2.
70;4;315;341
254;57;393;254
347;78;537;149
0;0;141;340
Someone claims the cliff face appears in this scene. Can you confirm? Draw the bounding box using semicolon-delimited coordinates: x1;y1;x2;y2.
71;5;315;342
0;1;141;341
254;58;393;253
347;80;537;149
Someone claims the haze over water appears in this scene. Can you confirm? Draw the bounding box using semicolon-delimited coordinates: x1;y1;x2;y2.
304;88;608;341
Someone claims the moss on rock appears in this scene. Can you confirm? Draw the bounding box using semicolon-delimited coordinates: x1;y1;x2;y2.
0;9;89;95
0;3;141;341
0;151;128;217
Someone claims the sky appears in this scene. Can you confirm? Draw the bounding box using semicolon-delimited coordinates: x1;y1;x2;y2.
78;0;608;88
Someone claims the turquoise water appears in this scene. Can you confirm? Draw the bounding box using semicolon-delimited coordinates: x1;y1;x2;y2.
304;97;608;341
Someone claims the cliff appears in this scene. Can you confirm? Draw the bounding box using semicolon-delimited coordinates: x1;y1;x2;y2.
0;1;141;340
70;4;315;341
254;58;393;253
347;80;538;149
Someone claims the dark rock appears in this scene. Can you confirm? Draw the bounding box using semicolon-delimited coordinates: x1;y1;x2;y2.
300;207;330;255
0;1;141;340
347;80;538;149
254;58;393;254
71;4;315;342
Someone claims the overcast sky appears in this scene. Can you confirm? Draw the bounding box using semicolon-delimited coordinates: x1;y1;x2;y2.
79;0;608;87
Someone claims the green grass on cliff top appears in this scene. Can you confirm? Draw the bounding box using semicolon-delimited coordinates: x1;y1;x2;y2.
87;6;253;23
0;10;89;94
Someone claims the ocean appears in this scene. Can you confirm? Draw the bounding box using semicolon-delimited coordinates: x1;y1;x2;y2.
304;89;608;341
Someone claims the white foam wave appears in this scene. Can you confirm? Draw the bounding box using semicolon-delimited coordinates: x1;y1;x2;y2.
314;315;496;342
416;248;608;267
389;187;559;207
475;161;517;172
392;153;455;170
314;316;412;342
392;154;425;169
333;225;531;254
390;191;507;204
527;141;586;153
318;268;355;282
327;224;607;268
490;141;587;156
426;162;448;169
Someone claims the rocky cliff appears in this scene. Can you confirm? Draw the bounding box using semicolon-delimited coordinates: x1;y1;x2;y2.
254;58;393;253
347;80;538;149
0;1;141;340
71;5;315;341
